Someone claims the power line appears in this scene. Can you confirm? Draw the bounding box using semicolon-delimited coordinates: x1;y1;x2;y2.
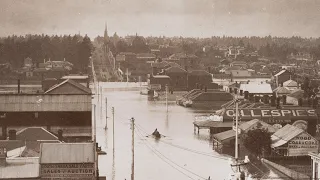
134;123;229;160
134;126;208;180
134;128;201;180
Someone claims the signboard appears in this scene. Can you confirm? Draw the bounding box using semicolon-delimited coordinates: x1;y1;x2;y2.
224;109;317;120
41;163;95;179
288;132;318;156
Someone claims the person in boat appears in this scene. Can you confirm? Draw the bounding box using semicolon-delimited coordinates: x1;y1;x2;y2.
152;128;161;138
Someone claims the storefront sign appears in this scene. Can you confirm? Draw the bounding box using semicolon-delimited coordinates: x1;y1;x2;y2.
224;109;316;119
41;163;95;179
288;133;318;156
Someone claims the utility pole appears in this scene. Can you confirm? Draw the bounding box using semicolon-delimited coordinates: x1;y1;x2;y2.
112;107;115;153
235;98;239;160
100;85;103;120
131;117;135;180
166;84;168;113
105;97;108;130
92;104;97;178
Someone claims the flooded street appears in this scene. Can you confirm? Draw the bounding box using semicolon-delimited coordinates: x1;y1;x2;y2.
93;83;234;180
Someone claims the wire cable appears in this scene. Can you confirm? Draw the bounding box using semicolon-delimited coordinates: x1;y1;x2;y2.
134;123;229;160
134;126;207;180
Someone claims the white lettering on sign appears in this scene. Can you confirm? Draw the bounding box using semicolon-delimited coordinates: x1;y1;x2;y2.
41;163;95;178
287;132;318;156
224;109;316;118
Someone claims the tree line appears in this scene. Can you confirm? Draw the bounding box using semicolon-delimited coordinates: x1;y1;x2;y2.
0;34;93;73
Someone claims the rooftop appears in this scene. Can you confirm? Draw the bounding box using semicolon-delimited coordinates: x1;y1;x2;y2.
271;124;304;148
240;84;273;94
0;157;39;179
40;143;95;164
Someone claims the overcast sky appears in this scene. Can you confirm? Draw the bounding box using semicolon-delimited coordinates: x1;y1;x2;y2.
1;0;320;38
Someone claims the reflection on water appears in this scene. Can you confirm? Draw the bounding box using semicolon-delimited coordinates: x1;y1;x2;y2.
95;90;233;180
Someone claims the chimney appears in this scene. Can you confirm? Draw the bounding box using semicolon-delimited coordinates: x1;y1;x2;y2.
17;79;20;94
58;129;63;141
244;91;249;99
8;130;16;140
298;98;303;106
234;88;238;94
0;147;7;167
229;87;233;93
271;96;276;107
240;90;243;96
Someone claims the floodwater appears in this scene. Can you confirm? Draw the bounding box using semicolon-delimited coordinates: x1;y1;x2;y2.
92;83;281;180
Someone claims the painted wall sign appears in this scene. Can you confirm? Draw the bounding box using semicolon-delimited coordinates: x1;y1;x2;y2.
224;109;316;119
288;133;318;156
41;163;95;179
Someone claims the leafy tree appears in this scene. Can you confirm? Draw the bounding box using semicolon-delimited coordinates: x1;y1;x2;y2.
243;128;272;158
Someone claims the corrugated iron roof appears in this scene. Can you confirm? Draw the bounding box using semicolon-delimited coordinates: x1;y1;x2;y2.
165;66;187;73
16;127;59;141
274;70;287;76
283;79;298;87
273;86;291;94
213;130;235;142
40;143;95;164
240;84;272;94
45;79;91;94
0;94;91;112
271;124;304;148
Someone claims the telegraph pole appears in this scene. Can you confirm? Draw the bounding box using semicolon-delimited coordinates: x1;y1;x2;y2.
105;97;108;130
112;107;115;153
131;117;135;180
165;84;168;113
235;98;239;160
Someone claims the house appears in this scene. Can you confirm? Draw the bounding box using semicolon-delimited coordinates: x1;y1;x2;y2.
168;53;199;70
283;79;298;90
227;46;245;59
212;119;277;154
230;70;252;82
0;80;92;141
287;52;313;62
147;75;170;91
273;86;291;96
39;143;97;179
271;124;318;156
187;70;213;91
164;66;188;90
273;70;292;87
229;61;247;68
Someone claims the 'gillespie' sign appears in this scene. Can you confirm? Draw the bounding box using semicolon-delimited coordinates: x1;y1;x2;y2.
224;109;317;119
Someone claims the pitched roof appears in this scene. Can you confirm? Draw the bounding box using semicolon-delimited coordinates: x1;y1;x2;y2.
61;75;89;80
189;70;212;76
151;61;170;68
271;124;304;148
288;89;304;99
193;121;233;128
165;66;187;73
16;127;59;141
239;119;277;133
136;53;156;59
40;143;95;164
274;69;288;76
231;61;246;65
45;79;91;94
273;86;291;94
230;70;251;77
283;79;298;87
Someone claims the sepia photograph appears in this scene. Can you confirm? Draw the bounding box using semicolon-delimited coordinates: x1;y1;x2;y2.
0;0;320;179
